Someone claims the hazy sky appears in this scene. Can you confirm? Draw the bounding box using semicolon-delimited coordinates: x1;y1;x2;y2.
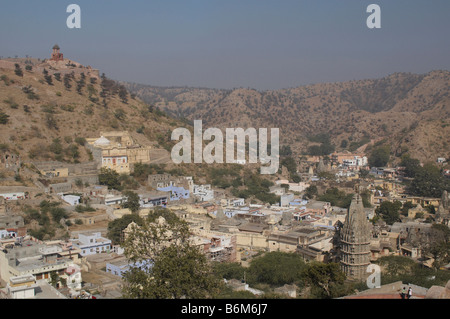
1;0;450;90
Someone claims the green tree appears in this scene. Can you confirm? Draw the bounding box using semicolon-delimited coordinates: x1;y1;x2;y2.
424;224;450;269
375;200;402;225
377;255;416;279
107;213;144;245
246;251;306;286
121;190;140;213
212;262;246;281
121;212;221;298
400;154;421;178
0;111;10;124
281;156;297;175
368;145;390;167
302;262;346;299
317;188;353;208
408;163;450;198
304;185;318;199
99;167;122;190
14;63;23;77
118;85;128;103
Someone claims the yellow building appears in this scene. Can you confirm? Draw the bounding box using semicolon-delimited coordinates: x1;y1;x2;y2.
87;131;151;174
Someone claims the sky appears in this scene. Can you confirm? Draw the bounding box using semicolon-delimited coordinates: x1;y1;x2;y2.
1;0;450;90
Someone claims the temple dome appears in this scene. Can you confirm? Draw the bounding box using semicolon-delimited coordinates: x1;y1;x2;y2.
94;136;111;146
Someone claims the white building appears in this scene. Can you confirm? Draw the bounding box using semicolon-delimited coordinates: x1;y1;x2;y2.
6;274;38;299
104;194;125;206
62;264;82;291
0;192;25;200
71;232;112;256
193;184;214;202
60;194;80;206
342;156;368;168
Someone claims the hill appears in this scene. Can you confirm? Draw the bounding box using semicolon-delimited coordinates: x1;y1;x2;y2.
0;57;189;166
124;70;450;164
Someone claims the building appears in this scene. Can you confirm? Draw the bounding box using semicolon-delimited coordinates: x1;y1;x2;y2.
339;194;372;280
331;151;366;166
157;185;189;201
0;192;25;200
60;194;81;206
192;184;214;202
0;240;78;284
33;161;99;187
86;131;152;174
148;173;172;189
106;258;152;278
6;274;38;299
50;44;64;62
61;264;82;291
71;232;112;256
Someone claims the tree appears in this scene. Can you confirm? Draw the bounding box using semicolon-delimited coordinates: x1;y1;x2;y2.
281;156;297;175
317;188;353;208
304;185;318;199
98;167;122;190
212;262;246;281
400;154;421;178
121;190;140;213
14;63;23;77
63;74;72;89
377;256;416;278
0;111;10;124
407;163;450;198
368;145;390;167
423;224;450;269
107;213;144;245
302;262;346;298
246;251;306;286
280;145;292;156
375;200;402;225
44;74;53;85
121;209;222;298
118;85;128;103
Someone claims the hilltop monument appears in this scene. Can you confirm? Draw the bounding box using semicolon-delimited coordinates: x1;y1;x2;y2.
50;44;64;62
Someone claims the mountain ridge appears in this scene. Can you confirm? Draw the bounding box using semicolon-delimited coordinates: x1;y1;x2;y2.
124;70;450;163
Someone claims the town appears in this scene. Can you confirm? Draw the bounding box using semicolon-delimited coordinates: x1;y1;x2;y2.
0;45;449;300
0;128;449;298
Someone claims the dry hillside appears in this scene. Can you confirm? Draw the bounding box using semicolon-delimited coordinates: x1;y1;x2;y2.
0;58;189;164
125;71;450;163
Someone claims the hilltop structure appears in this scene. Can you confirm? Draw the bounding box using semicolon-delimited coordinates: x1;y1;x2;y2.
339;194;371;280
50;44;64;62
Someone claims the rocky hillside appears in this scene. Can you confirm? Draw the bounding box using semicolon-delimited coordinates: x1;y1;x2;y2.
125;70;450;163
0;58;189;164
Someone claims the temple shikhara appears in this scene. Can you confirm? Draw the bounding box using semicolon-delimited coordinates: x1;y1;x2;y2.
339;194;372;280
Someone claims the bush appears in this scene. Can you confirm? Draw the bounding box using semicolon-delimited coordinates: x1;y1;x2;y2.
14;64;23;77
0;111;10;124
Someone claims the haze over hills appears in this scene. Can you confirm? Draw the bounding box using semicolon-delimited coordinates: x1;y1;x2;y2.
0;51;449;168
124;70;450;164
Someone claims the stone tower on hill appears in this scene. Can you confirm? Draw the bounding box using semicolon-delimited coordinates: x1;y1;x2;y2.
340;194;371;280
51;44;64;62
